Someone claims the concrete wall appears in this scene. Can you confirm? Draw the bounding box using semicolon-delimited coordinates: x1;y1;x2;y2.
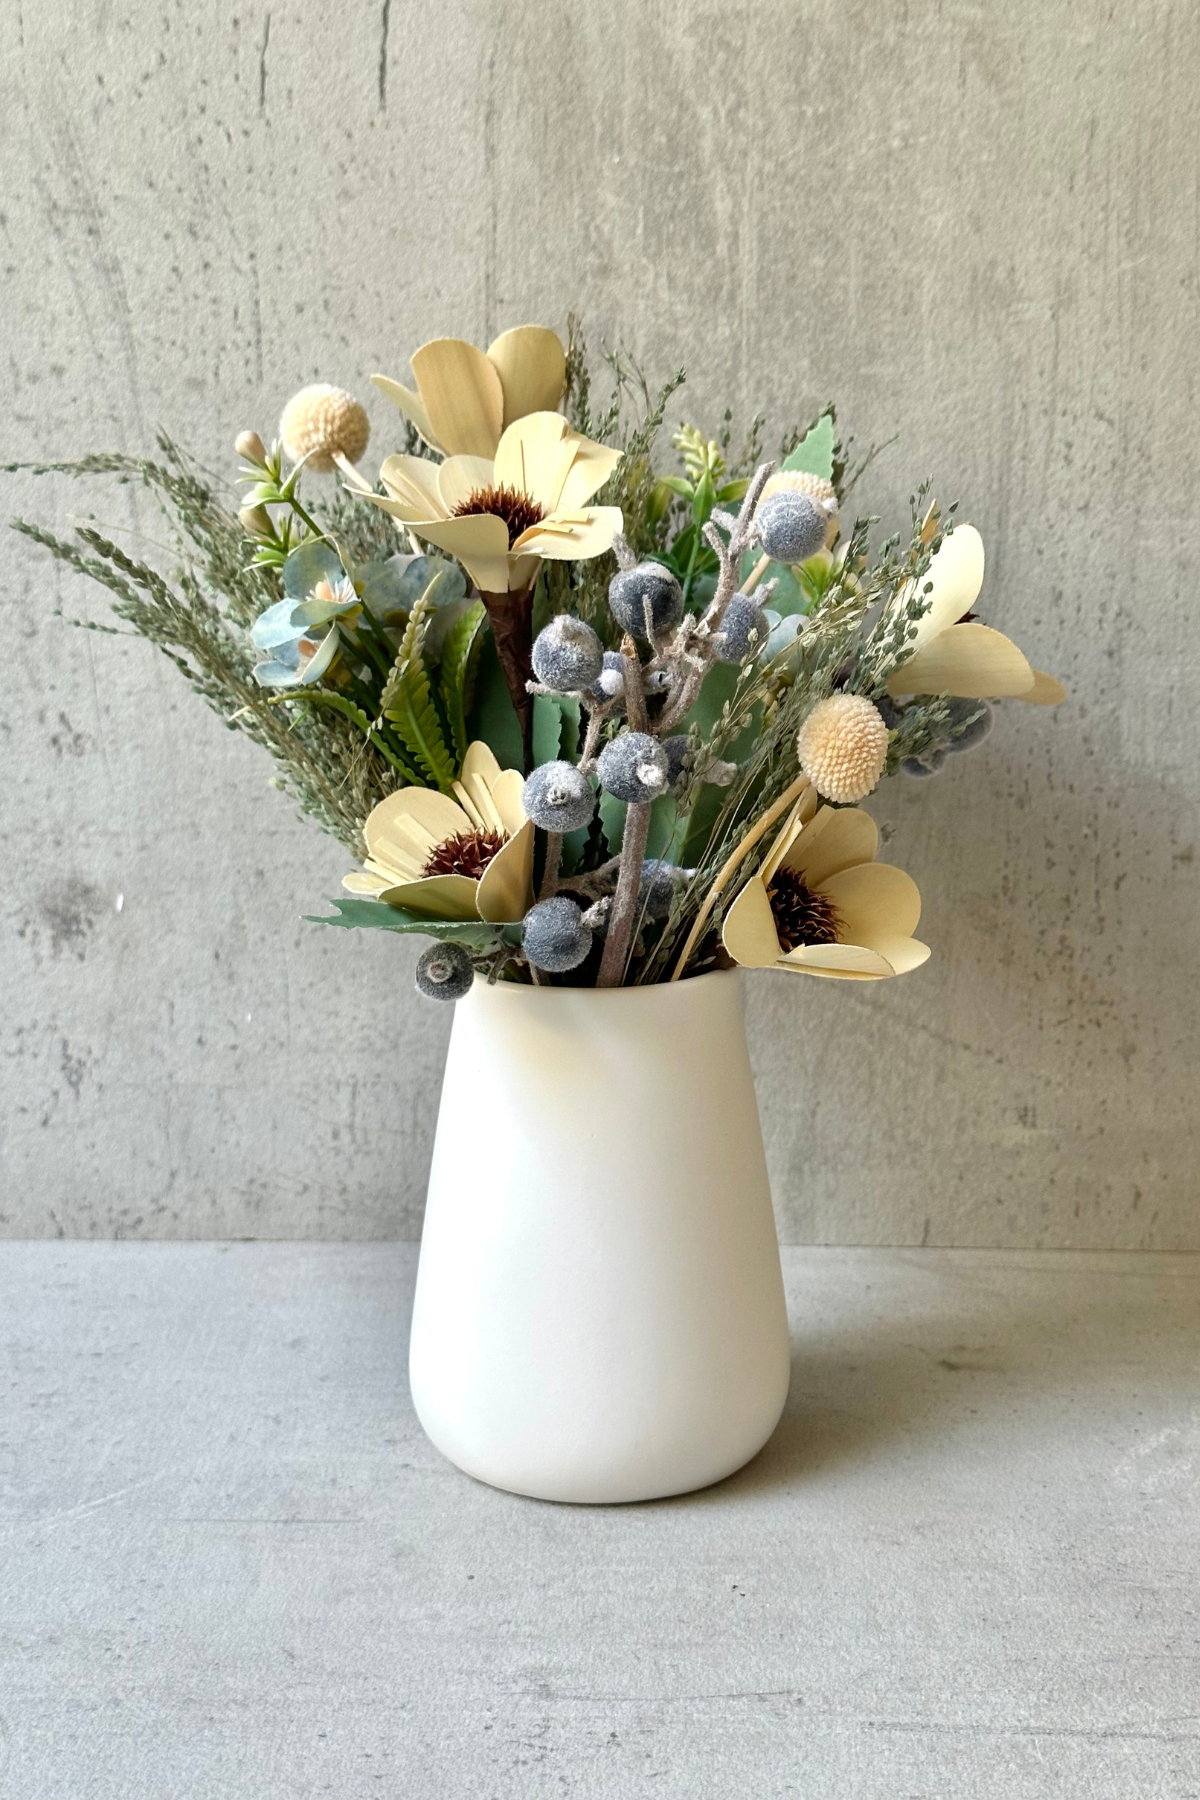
3;0;1197;1245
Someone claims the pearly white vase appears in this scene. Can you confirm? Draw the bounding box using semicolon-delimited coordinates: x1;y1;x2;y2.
409;967;790;1504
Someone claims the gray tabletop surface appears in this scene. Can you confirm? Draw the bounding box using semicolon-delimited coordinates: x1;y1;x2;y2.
3;1242;1197;1798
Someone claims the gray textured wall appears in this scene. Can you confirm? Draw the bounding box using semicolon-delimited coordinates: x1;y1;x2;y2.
3;1;1197;1245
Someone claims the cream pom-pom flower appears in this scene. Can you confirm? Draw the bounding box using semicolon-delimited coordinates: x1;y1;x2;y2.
279;385;370;474
886;524;1065;705
760;469;839;548
722;793;930;982
797;693;889;803
343;742;534;923
373;325;567;460
363;410;622;597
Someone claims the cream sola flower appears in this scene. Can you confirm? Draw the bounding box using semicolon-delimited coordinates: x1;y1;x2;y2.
362;410;623;598
343;741;534;923
886;524;1065;705
372;325;569;459
721;790;931;981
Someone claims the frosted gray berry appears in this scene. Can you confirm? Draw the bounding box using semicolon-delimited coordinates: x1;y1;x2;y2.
713;593;769;664
754;490;828;565
531;614;604;693
522;761;596;833
944;699;994;753
639;859;692;919
661;734;691;787
522;896;592;973
608;561;684;637
588;649;627;708
414;940;474;1001
597;731;669;804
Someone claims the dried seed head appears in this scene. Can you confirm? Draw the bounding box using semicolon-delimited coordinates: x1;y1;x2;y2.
797;693;889;803
531;615;604;693
760;470;839;547
767;868;842;952
597;731;669;805
522;761;596;834
754;489;829;565
522;896;592;973
279;385;370;473
414;941;475;1002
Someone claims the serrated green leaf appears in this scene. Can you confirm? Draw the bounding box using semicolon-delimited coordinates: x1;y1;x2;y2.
382;588;456;791
533;693;564;768
597;792;677;861
278;687;422;781
437;599;486;760
305;896;500;946
781;413;835;480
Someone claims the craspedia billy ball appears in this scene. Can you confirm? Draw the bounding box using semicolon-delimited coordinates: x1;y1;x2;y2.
531;615;604;693
597;731;669;805
797;693;890;803
521;761;596;834
754;489;828;565
713;593;769;664
279;384;370;473
522;896;593;973
608;561;684;638
414;940;474;1002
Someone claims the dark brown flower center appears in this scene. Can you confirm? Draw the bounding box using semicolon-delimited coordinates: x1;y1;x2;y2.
768;867;842;952
423;828;505;881
451;483;545;547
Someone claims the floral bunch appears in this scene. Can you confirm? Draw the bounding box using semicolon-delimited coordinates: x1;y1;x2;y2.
10;319;1064;997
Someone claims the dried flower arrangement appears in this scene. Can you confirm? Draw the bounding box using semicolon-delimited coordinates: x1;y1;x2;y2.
10;320;1064;997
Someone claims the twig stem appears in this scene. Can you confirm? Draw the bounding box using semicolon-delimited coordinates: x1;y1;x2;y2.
538;830;563;901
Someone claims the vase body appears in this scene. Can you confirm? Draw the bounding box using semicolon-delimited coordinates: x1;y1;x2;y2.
409;968;789;1503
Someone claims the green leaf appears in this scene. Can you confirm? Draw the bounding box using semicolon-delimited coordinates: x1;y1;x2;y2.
781;413;835;481
437;599;486;760
305;896;499;947
658;475;693;500
716;478;751;503
532;693;582;767
677;781;727;867
597;792;677;861
279;688;422;781
382;591;457;791
739;550;807;617
466;628;524;771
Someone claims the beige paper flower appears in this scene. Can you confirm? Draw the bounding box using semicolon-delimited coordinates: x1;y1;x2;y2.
722;793;930;981
365;410;623;595
343;742;534;922
887;524;1064;705
373;326;567;460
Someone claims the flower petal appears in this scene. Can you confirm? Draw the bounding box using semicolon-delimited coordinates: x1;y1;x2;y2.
486;326;567;429
476;819;535;923
375;874;482;920
908;522;986;648
515;505;623;562
379;454;446;518
886;622;1034;699
342;869;390;895
395;512;512;596
364;788;469;864
489;768;528;838
436;455;499;515
757;785;819;885
371;375;443;453
721;876;784;968
1017;668;1066;706
460;740;503;789
781;941;896;978
785;806;879;888
557;438;623;510
410;337;504;459
494;410;573;505
866;933;932;975
818;861;922;944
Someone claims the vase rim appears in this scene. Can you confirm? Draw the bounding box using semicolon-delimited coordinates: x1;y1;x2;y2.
468;966;741;1004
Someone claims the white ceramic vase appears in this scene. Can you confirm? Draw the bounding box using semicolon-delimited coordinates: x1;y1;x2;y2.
409;967;790;1504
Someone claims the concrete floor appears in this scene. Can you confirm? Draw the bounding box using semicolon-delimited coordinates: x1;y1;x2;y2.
2;1244;1198;1798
